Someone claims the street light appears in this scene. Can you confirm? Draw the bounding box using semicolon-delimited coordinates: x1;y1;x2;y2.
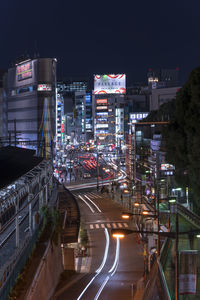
113;233;125;239
121;211;158;219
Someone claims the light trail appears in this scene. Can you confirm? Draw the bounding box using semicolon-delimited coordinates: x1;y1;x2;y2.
84;195;102;213
76;229;110;300
94;237;120;300
78;195;95;213
93;276;110;300
109;237;120;275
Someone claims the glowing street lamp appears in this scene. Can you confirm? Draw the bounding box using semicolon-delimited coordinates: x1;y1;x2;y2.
113;233;125;239
142;210;150;215
122;212;131;219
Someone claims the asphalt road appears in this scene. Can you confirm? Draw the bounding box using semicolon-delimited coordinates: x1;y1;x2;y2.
56;188;144;300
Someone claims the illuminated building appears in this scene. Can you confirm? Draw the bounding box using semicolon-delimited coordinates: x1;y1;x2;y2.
56;91;64;146
57;80;87;93
147;68;179;89
74;91;93;143
93;74;126;149
4;58;57;157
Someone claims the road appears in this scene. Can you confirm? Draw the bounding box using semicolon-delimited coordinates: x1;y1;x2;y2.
56;188;144;300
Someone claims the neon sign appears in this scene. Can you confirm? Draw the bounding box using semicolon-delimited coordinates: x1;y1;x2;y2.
17;62;32;81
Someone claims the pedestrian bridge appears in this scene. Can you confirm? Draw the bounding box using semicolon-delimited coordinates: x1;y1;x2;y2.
143;202;200;299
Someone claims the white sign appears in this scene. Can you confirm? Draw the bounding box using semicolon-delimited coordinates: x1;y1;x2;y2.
180;251;198;295
38;84;52;91
94;74;126;94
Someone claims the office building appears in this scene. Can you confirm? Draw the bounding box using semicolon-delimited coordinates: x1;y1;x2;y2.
56;91;64;146
147;68;179;89
150;86;180;111
4;57;57;157
74;91;93;143
93;74;126;149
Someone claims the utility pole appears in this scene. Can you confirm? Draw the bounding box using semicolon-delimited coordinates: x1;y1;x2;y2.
14;119;16;147
175;207;179;300
97;149;99;191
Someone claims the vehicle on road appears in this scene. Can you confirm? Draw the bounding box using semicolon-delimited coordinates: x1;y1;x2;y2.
83;173;91;179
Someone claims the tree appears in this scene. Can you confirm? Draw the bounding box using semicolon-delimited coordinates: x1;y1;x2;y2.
165;67;200;213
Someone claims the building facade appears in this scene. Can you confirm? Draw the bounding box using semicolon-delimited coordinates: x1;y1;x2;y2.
93;74;126;150
4;58;57;157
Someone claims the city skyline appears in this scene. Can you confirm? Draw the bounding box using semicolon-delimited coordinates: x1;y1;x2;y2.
0;0;199;84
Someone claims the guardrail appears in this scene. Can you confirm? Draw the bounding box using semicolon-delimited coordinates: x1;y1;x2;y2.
143;238;171;300
0;177;57;299
177;203;200;228
0;224;41;300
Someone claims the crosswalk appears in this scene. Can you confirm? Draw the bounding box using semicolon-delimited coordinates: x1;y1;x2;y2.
88;222;129;230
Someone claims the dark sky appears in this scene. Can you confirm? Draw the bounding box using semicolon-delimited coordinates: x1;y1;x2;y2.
1;0;200;85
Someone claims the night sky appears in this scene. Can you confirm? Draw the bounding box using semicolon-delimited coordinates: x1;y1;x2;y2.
0;0;200;85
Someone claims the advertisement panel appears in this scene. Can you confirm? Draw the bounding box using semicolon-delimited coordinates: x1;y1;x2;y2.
96;99;108;104
179;250;198;295
94;74;126;94
17;61;32;81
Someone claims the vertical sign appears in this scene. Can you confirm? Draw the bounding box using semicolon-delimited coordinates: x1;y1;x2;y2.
179;250;198;295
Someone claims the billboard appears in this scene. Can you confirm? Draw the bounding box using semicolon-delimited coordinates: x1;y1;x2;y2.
17;61;32;81
94;74;126;94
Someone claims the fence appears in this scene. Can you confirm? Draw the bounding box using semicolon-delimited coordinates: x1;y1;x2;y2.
0;224;41;300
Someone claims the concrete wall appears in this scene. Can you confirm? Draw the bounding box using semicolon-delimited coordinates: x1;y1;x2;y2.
25;240;63;300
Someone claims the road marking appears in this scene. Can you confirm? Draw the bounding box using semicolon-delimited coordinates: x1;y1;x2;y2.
123;223;128;228
77;229;110;300
112;223;117;228
90;192;100;198
96;224;100;229
90;224;94;229
118;223;123;228
84;195;102;212
101;224;105;228
78;195;95;213
106;223;111;228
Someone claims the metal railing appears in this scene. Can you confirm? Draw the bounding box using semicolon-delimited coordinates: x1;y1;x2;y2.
0;224;41;300
177;203;200;228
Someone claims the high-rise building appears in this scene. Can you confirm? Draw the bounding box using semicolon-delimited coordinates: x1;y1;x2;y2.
74;91;93;143
147;68;179;89
4;57;57;157
57;80;87;93
56;91;64;146
93;74;126;149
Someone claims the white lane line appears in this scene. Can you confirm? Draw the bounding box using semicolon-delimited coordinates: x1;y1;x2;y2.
76;228;110;300
78;195;95;213
123;223;128;228
112;223;117;228
89;192;99;198
94;237;120;300
95;228;110;273
109;237;120;275
84;195;102;212
94;276;110;300
92;193;101;198
90;224;94;229
118;223;123;228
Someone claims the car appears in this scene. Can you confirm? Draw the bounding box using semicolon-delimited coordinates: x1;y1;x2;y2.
83;173;91;178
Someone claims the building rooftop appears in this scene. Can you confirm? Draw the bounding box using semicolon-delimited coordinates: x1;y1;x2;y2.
0;146;43;190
